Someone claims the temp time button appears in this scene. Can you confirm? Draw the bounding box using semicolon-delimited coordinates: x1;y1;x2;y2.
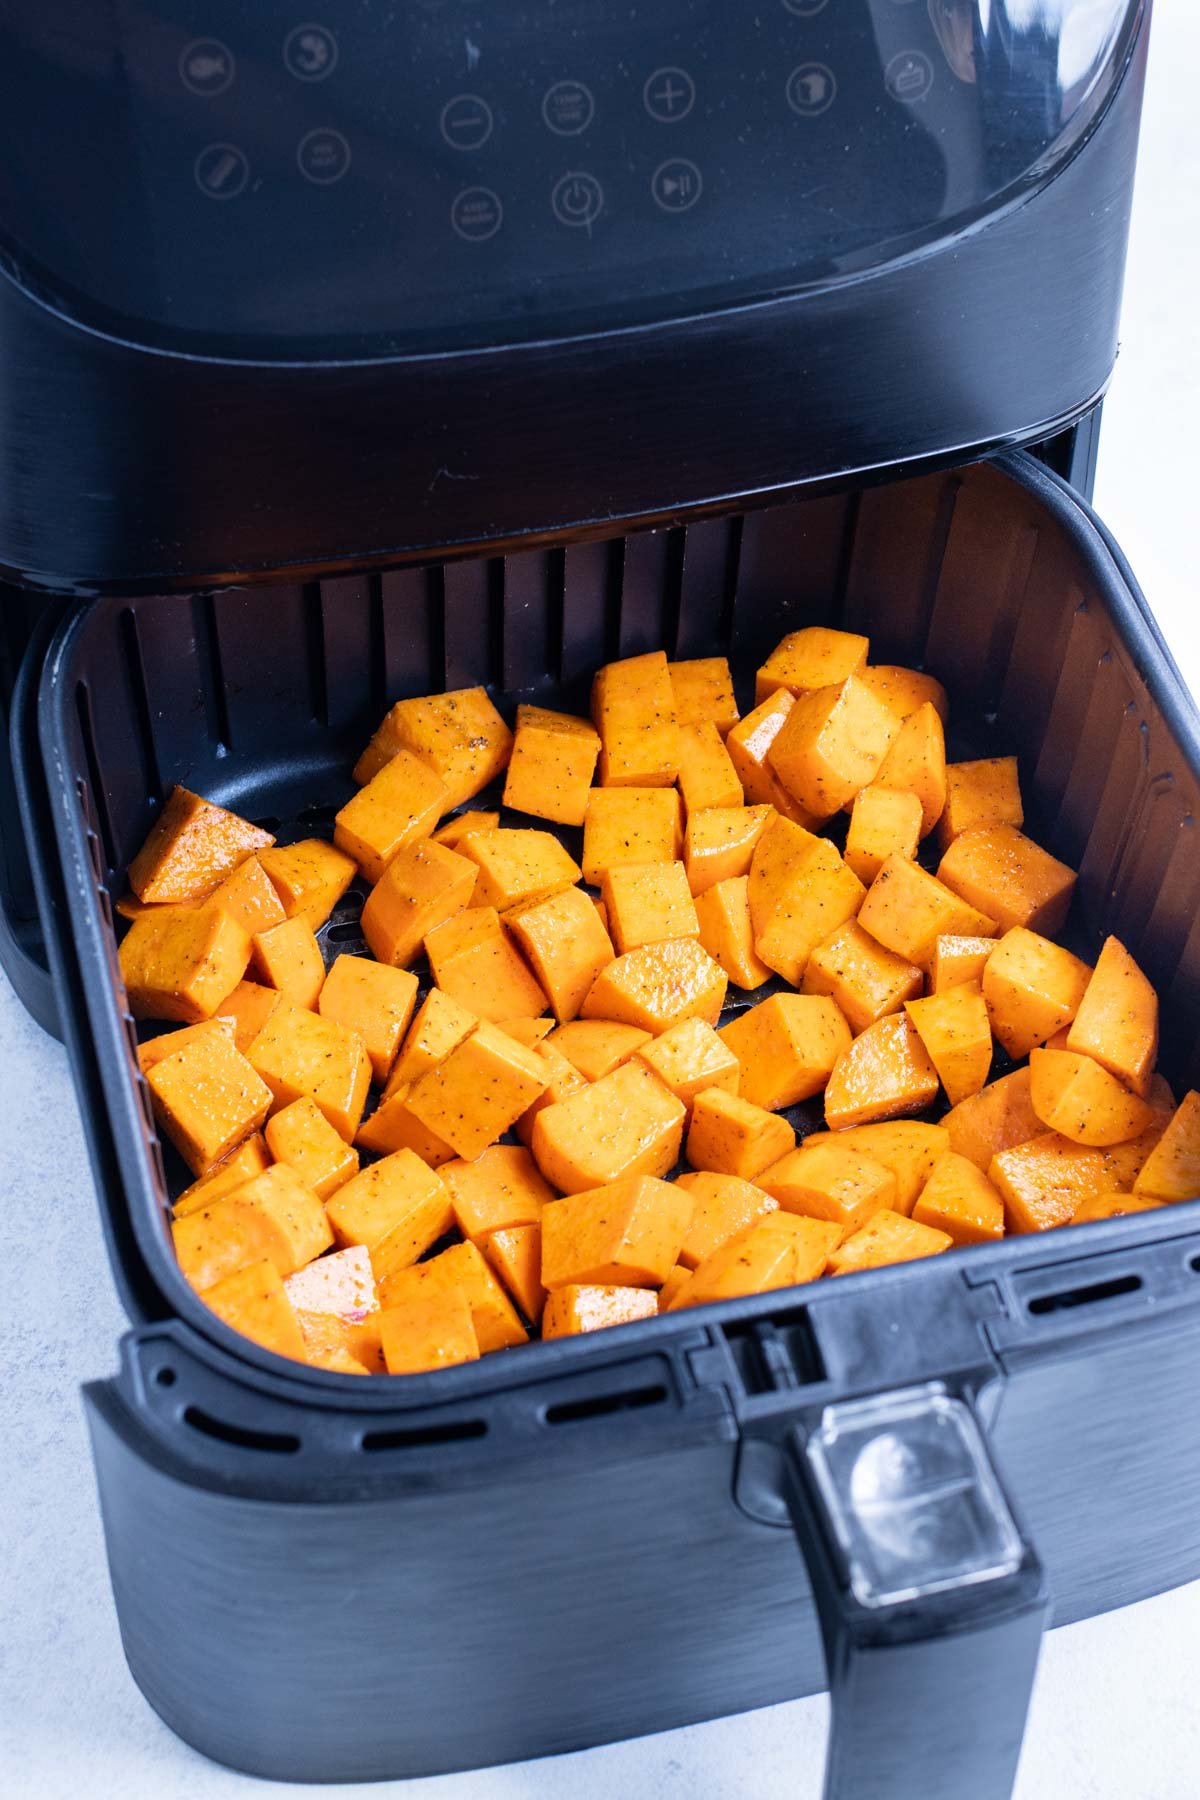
542;80;595;136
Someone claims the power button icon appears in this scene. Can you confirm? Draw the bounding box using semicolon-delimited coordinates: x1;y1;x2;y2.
551;171;604;228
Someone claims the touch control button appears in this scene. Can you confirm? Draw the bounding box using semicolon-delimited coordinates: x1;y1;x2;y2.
297;128;351;184
782;0;830;14
652;158;702;213
440;93;494;151
180;39;235;96
885;50;934;103
542;79;595;136
786;62;836;116
283;24;338;82
194;143;249;199
643;67;695;123
552;171;604;228
451;187;503;241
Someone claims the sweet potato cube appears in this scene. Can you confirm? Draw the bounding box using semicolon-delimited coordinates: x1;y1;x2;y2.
845;784;923;885
802;921;922;1036
635;1017;740;1116
669;656;739;735
360;840;477;969
532;1059;685;1193
746;813;825;938
676;721;743;812
354;686;512;805
388;987;478;1093
582;938;727;1034
759;1139;897;1239
258;839;357;931
325;1148;453;1276
591;650;679;787
444;1143;555;1242
265;1096;359;1199
403;1022;548;1161
137;1017;237;1074
543;1284;659;1337
905;982;993;1107
200;1261;308;1362
754;852;866;986
932;935;996;995
858;855;997;969
514;1042;589;1146
542;1174;692;1288
147;1030;272;1176
425;906;547;1023
495;1017;555;1048
380;1290;480;1374
798;1121;949;1216
316;954;418;1085
1066;936;1158;1099
694;877;772;991
1029;1048;1153;1147
674;1172;777;1269
501;705;600;826
938;826;1075;937
432;810;500;849
355;1082;456;1166
718;993;852;1112
1134;1091;1200;1202
458;827;581;911
483;1223;546;1321
686;1088;795;1180
684;804;774;897
173;1135;270;1218
173;1164;332;1290
285;1244;377;1321
128;786;273;905
121;904;252;1023
333;748;448;883
582;787;683;885
872;702;946;836
824;1013;939;1130
378;1240;527;1351
726;690;819;825
250;916;325;1010
207;856;287;935
546;1019;652;1082
1072;1191;1161;1224
828;1209;952;1275
670;1212;839;1308
506;885;614;1024
767;675;897;818
938;757;1023;849
982;927;1092;1059
755;627;870;704
856;665;949;725
247;999;371;1141
601;861;699;954
943;1068;1042;1171
911;1152;1005;1245
216;979;282;1053
658;1263;694;1310
989;1132;1115;1232
294;1307;383;1373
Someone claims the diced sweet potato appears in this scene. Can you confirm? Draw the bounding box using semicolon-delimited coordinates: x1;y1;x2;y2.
857;854;997;969
674;1172;778;1269
943;1068;1042;1171
1134;1091;1200;1201
380;1290;480;1374
546;1019;652;1082
444;1144;555;1242
718;993;851;1111
326;1149;453;1282
250;916;326;1010
982;927;1091;1059
758;1139;897;1238
932;935;996;994
746;814;825;938
990;1132;1121;1232
432;810;500;849
1072;1192;1162;1224
377;1241;527;1351
828;1209;952;1275
458;827;581;911
767;674;897;818
872;703;946;836
694;877;772;991
137;1017;237;1073
173;1134;270;1218
265;1096;359;1199
905;982;993;1107
591;650;679;787
824;1014;940;1130
726;690;819;825
199;1260;308;1361
938;757;1023;849
844;784;923;884
424;906;547;1023
354;687;512;805
388;987;477;1093
515;1043;589;1146
856;665;949;725
173;1165;332;1290
669;656;739;735
502;706;600;827
495;1017;555;1047
294;1306;383;1374
333;748;448;883
658;1263;694;1310
601;862;699;953
670;1212;838;1307
802;920;922;1036
532;1059;685;1193
938;826;1075;936
285;1244;377;1320
128;787;273;905
911;1152;1005;1245
404;1022;548;1160
635;1017;740;1116
215;979;282;1052
482;1223;546;1321
581;938;727;1034
147;1029;273;1176
316;954;419;1085
247;999;371;1142
120;904;252;1023
360;839;477;968
798;1121;949;1216
1066;936;1158;1099
676;721;743;812
258;839;357;931
506;885;614;1024
686;1088;795;1181
684;805;774;896
755;627;869;704
1029;1048;1153;1147
582;787;683;884
541;1175;692;1288
543;1284;659;1337
207;856;287;935
754;851;866;986
355;1082;457;1166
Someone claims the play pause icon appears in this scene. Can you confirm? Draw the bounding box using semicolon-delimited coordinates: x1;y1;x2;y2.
653;157;703;213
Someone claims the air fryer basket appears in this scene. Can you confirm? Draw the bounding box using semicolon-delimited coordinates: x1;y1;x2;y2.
16;451;1200;1790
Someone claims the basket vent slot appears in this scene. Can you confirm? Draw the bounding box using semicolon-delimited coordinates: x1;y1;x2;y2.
360;1418;487;1452
182;1406;301;1454
1026;1272;1143;1316
543;1382;668;1427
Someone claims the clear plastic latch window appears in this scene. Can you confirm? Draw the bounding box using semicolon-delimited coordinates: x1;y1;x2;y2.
805;1385;1023;1610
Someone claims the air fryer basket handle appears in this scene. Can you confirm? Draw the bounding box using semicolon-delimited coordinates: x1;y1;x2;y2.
784;1385;1048;1800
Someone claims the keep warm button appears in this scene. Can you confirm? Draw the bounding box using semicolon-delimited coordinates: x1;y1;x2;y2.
652;157;702;214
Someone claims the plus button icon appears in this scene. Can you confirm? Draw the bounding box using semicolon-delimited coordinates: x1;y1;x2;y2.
643;66;696;123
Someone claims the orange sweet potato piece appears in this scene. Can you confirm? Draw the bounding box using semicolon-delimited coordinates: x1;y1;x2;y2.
444;1144;555;1242
857;855;997;970
355;1081;456;1166
265;1096;359;1199
173;1165;332;1290
1072;1191;1162;1224
694;877;773;991
325;1148;453;1273
137;1017;236;1073
726;690;819;825
199;1260;308;1362
581;787;683;884
120;904;252;1024
377;1241;527;1352
404;1022;548;1160
591;650;680;787
767;674;897;818
247;1000;371;1142
802;920;922;1036
676;721;744;812
824;1014;939;1130
215;979;282;1052
146;1029;273;1176
506;884;615;1024
128;787;273;905
285;1244;377;1321
755;627;870;703
502;706;600;827
424;906;547;1023
669;657;739;735
380;1290;480;1374
207;856;288;935
758;1138;897;1238
1029;1048;1153;1148
258;839;357;931
904;982;993;1107
911;1152;1005;1245
515;1042;589;1146
354;686;512;804
482;1223;547;1322
989;1133;1117;1232
541;1174;693;1288
546;1019;651;1082
458;827;581;911
828;1209;952;1274
601;862;700;954
943;1068;1042;1171
872;702;946;836
360;839;477;968
718;993;851;1111
856;666;949;725
250;915;326;1010
670;1212;838;1308
746;813;825;937
581;938;727;1034
982;927;1091;1059
938;757;1023;849
173;1134;270;1218
1066;936;1158;1099
1134;1091;1200;1201
674;1172;778;1270
684;805;774;897
754;850;866;986
938;826;1075;937
388;987;478;1092
432;810;501;849
798;1121;949;1216
635;1017;740;1116
844;784;923;884
334;748;448;883
543;1284;659;1337
686;1088;795;1181
931;935;996;995
532;1059;685;1193
317;954;419;1085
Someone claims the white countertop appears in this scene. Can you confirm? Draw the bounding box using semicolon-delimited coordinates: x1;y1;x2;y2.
4;11;1199;1798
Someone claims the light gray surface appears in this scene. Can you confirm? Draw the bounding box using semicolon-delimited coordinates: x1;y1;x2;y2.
3;10;1199;1798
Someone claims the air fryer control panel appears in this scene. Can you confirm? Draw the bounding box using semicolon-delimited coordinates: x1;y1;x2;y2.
0;0;1137;352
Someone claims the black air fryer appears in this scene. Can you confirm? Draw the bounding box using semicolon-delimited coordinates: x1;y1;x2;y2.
2;4;1195;1797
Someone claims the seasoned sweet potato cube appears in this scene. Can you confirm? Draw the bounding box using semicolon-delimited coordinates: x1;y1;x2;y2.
582;787;683;884
802;921;922;1036
658;1263;694;1310
546;1019;652;1082
532;1059;685;1193
147;1029;273;1176
360;839;477;968
292;1305;384;1373
746;813;825;938
759;1139;897;1238
173;1164;332;1290
938;757;1023;849
483;1223;546;1321
207;856;287;935
1029;1048;1153;1147
932;935;996;994
258;839;357;931
444;1144;555;1242
326;1148;453;1282
317;954;418;1085
380;1290;480;1374
581;938;727;1034
601;862;699;954
844;785;923;885
543;1284;659;1337
982;927;1091;1059
215;980;283;1053
718;993;851;1112
129;786;274;905
495;1017;555;1047
354;686;512;805
459;828;581;911
425;906;547;1023
911;1151;1005;1245
694;877;772;991
355;1081;456;1166
755;627;869;704
514;1041;589;1146
989;1132;1116;1232
432;810;500;849
1072;1191;1161;1224
378;1240;527;1352
635;1017;740;1116
388;987;478;1093
824;1014;939;1130
285;1244;377;1320
674;1172;778;1269
502;705;600;827
591;650;679;787
333;749;448;883
872;703;946;836
686;1088;795;1181
506;885;614;1024
541;1174;692;1288
828;1209;952;1275
1134;1091;1200;1201
1066;936;1158;1099
250;916;325;1010
798;1121;949;1216
754;851;866;986
858;855;997;969
265;1096;359;1199
943;1068;1042;1171
938;826;1075;937
670;1212;838;1308
669;656;739;735
120;904;252;1023
137;1016;237;1073
856;665;949;725
905;983;993;1107
247;999;371;1142
684;804;774;897
676;721;743;812
405;1022;548;1161
726;690;819;825
173;1134;270;1218
200;1260;308;1362
767;675;897;818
